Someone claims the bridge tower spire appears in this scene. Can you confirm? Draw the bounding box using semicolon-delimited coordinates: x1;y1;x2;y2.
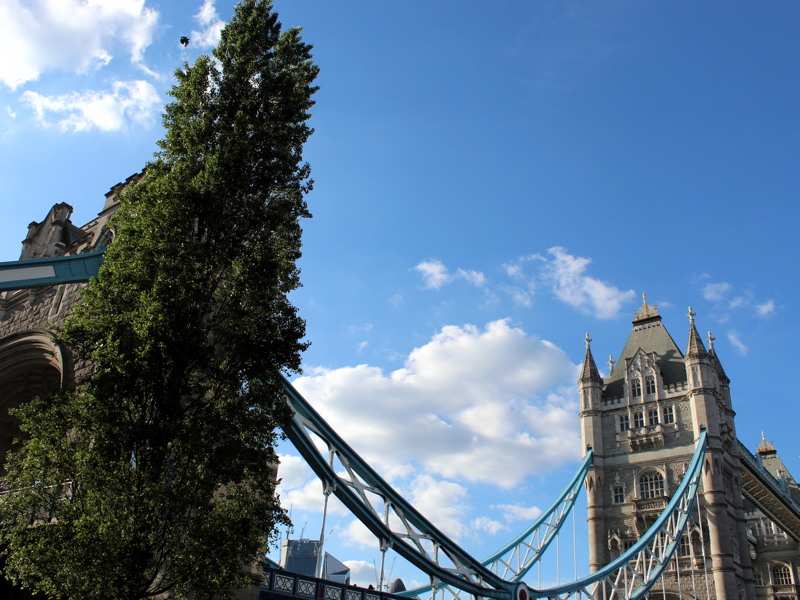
578;333;605;573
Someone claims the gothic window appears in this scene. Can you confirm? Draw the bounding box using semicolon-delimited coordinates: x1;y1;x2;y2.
648;408;659;425
753;571;763;587
618;414;630;432
613;486;625;504
645;375;656;395
678;534;691;557
639;470;665;499
772;564;792;585
663;405;675;424
633;411;644;428
631;378;642;398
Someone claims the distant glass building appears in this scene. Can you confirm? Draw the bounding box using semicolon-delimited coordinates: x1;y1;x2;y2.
280;539;322;578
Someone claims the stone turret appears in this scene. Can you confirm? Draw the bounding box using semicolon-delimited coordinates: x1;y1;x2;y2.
579;295;755;599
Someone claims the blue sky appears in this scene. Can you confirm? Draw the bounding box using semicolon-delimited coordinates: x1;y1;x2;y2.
1;0;799;590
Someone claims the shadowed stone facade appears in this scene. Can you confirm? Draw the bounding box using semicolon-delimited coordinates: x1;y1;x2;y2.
0;176;276;600
0;179;125;600
0;179;127;468
580;296;800;599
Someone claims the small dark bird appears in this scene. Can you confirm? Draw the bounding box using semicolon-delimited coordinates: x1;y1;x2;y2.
180;36;190;47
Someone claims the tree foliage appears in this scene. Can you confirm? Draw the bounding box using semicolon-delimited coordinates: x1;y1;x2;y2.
0;2;318;598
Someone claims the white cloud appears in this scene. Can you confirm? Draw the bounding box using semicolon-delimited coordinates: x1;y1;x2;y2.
415;259;450;289
280;475;350;517
537;247;634;319
277;453;314;490
495;503;543;523
456;268;486;287
21;80;160;132
471;516;507;536
414;259;486;290
756;299;775;317
0;0;158;90
702;282;731;302
343;560;377;588
406;475;470;540
292;319;580;489
191;0;225;49
727;330;748;356
340;519;377;550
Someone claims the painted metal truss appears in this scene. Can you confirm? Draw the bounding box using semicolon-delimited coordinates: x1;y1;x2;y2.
533;430;708;600
0;248;104;292
280;376;515;600
398;451;593;600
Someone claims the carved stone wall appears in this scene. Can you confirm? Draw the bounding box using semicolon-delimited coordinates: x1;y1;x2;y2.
0;177;127;465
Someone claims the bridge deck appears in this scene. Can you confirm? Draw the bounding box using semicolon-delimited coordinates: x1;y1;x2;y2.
738;440;800;541
261;568;409;600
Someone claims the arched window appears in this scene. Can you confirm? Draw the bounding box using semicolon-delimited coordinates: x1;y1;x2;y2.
631;378;641;398
639;470;665;499
772;563;792;585
678;534;691;557
645;375;656;395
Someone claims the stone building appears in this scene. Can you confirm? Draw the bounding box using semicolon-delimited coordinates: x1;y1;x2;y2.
0;178;127;599
0;176;285;599
0;178;128;468
747;434;800;599
579;295;800;599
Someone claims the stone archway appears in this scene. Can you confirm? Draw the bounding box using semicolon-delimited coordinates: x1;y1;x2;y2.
0;332;65;599
0;332;65;469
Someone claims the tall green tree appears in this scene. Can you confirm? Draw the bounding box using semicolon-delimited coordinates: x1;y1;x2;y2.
0;2;318;599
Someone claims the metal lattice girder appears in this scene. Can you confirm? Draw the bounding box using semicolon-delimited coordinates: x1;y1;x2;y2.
0;249;104;292
398;451;593;600
532;430;708;600
280;376;516;600
737;440;800;542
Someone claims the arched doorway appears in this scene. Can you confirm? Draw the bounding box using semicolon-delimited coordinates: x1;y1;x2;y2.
0;332;64;468
0;332;65;600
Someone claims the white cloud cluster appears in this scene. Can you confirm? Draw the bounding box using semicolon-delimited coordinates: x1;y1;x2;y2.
191;0;225;49
290;319;580;489
21;80;160;132
700;280;775;319
415;259;486;290
756;299;775;317
494;503;543;522
0;0;158;90
417;248;633;319
537;247;635;319
499;247;634;319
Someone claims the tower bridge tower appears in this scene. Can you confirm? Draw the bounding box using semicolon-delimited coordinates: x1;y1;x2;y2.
579;295;752;600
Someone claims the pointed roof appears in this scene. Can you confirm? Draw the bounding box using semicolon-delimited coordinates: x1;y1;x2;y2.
604;295;686;398
685;306;708;359
579;333;602;384
706;331;729;384
757;433;800;503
